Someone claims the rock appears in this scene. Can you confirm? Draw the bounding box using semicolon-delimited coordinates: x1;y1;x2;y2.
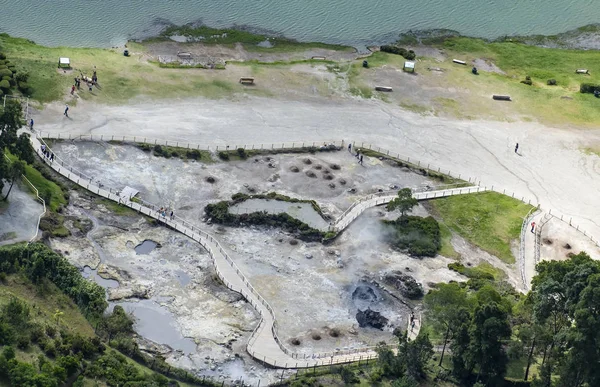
107;286;151;301
336;258;344;268
384;270;424;299
356;308;388;330
305;253;313;259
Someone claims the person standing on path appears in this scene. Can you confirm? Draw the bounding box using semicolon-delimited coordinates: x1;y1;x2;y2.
359;154;364;165
64;104;69;117
170;210;174;220
29;118;34;131
531;221;536;233
70;85;75;95
348;143;352;153
515;143;519;153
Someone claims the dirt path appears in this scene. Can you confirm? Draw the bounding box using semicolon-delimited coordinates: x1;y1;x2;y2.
34;97;600;243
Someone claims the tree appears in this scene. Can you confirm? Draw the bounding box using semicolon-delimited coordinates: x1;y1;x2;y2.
14;133;34;164
386;188;417;217
468;302;511;384
402;332;433;380
424;282;471;366
2;159;24;200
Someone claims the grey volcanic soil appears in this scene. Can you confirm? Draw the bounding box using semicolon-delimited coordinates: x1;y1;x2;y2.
0;183;44;245
47;142;498;353
51;190;282;385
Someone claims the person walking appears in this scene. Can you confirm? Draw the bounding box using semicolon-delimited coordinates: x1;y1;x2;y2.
531;221;536;233
70;85;75;95
64;104;69;117
359;154;364;165
50;153;54;162
29;118;34;131
348;143;352;153
170;210;174;220
515;143;519;153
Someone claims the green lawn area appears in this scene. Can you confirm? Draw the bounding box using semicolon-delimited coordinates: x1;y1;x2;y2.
437;37;600;126
438;221;460;259
0;35;244;104
431;192;533;263
0;272;95;338
6;152;67;212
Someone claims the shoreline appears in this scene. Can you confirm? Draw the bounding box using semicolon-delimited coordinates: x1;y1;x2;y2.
3;22;600;52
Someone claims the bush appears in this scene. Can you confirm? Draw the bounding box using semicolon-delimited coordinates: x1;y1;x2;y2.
237;148;247;159
547;79;557;86
380;45;416;60
186;149;201;160
0;68;11;78
340;367;360;385
520;75;532;86
17;81;30;94
15;72;28;83
0;79;10;91
383;216;441;257
218;151;229;160
580;83;600;94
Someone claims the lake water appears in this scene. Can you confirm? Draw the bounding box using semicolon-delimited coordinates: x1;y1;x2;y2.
0;0;597;48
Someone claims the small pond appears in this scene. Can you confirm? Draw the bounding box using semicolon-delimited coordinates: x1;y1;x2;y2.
229;199;329;230
135;240;158;255
175;270;191;287
82;266;119;289
110;299;197;354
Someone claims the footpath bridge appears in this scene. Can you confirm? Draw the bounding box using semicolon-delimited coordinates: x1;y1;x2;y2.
26;132;546;369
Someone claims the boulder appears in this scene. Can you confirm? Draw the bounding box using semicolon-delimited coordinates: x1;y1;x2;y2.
356;308;388;330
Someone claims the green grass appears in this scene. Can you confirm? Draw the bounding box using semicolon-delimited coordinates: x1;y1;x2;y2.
432;192;533;263
0;273;95;337
0;34;245;103
448;261;506;280
98;198;137;216
6;152;67;212
582;146;600;157
439;221;460;259
436;37;600;126
159;25;353;53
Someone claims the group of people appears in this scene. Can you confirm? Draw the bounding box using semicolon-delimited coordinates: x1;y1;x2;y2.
40;144;54;161
158;207;174;220
347;143;364;165
72;70;99;95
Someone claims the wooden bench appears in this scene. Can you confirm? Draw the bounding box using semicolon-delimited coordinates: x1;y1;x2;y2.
576;69;590;75
453;59;467;65
492;95;511;101
239;77;255;85
311;56;326;60
375;86;393;92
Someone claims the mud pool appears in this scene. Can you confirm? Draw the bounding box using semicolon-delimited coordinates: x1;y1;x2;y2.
230;199;329;230
135;239;158;254
110;299;197;354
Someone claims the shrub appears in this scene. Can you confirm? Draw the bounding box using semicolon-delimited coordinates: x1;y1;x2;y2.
237;148;247;159
580;83;600;94
218;151;230;160
186;149;201;160
520;75;532;86
18;82;30;94
380;45;416;60
170;151;179;158
153;144;163;156
15;72;29;83
340;367;360;384
383;216;441;257
0;68;11;78
547;79;557;86
0;79;10;91
0;52;5;60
